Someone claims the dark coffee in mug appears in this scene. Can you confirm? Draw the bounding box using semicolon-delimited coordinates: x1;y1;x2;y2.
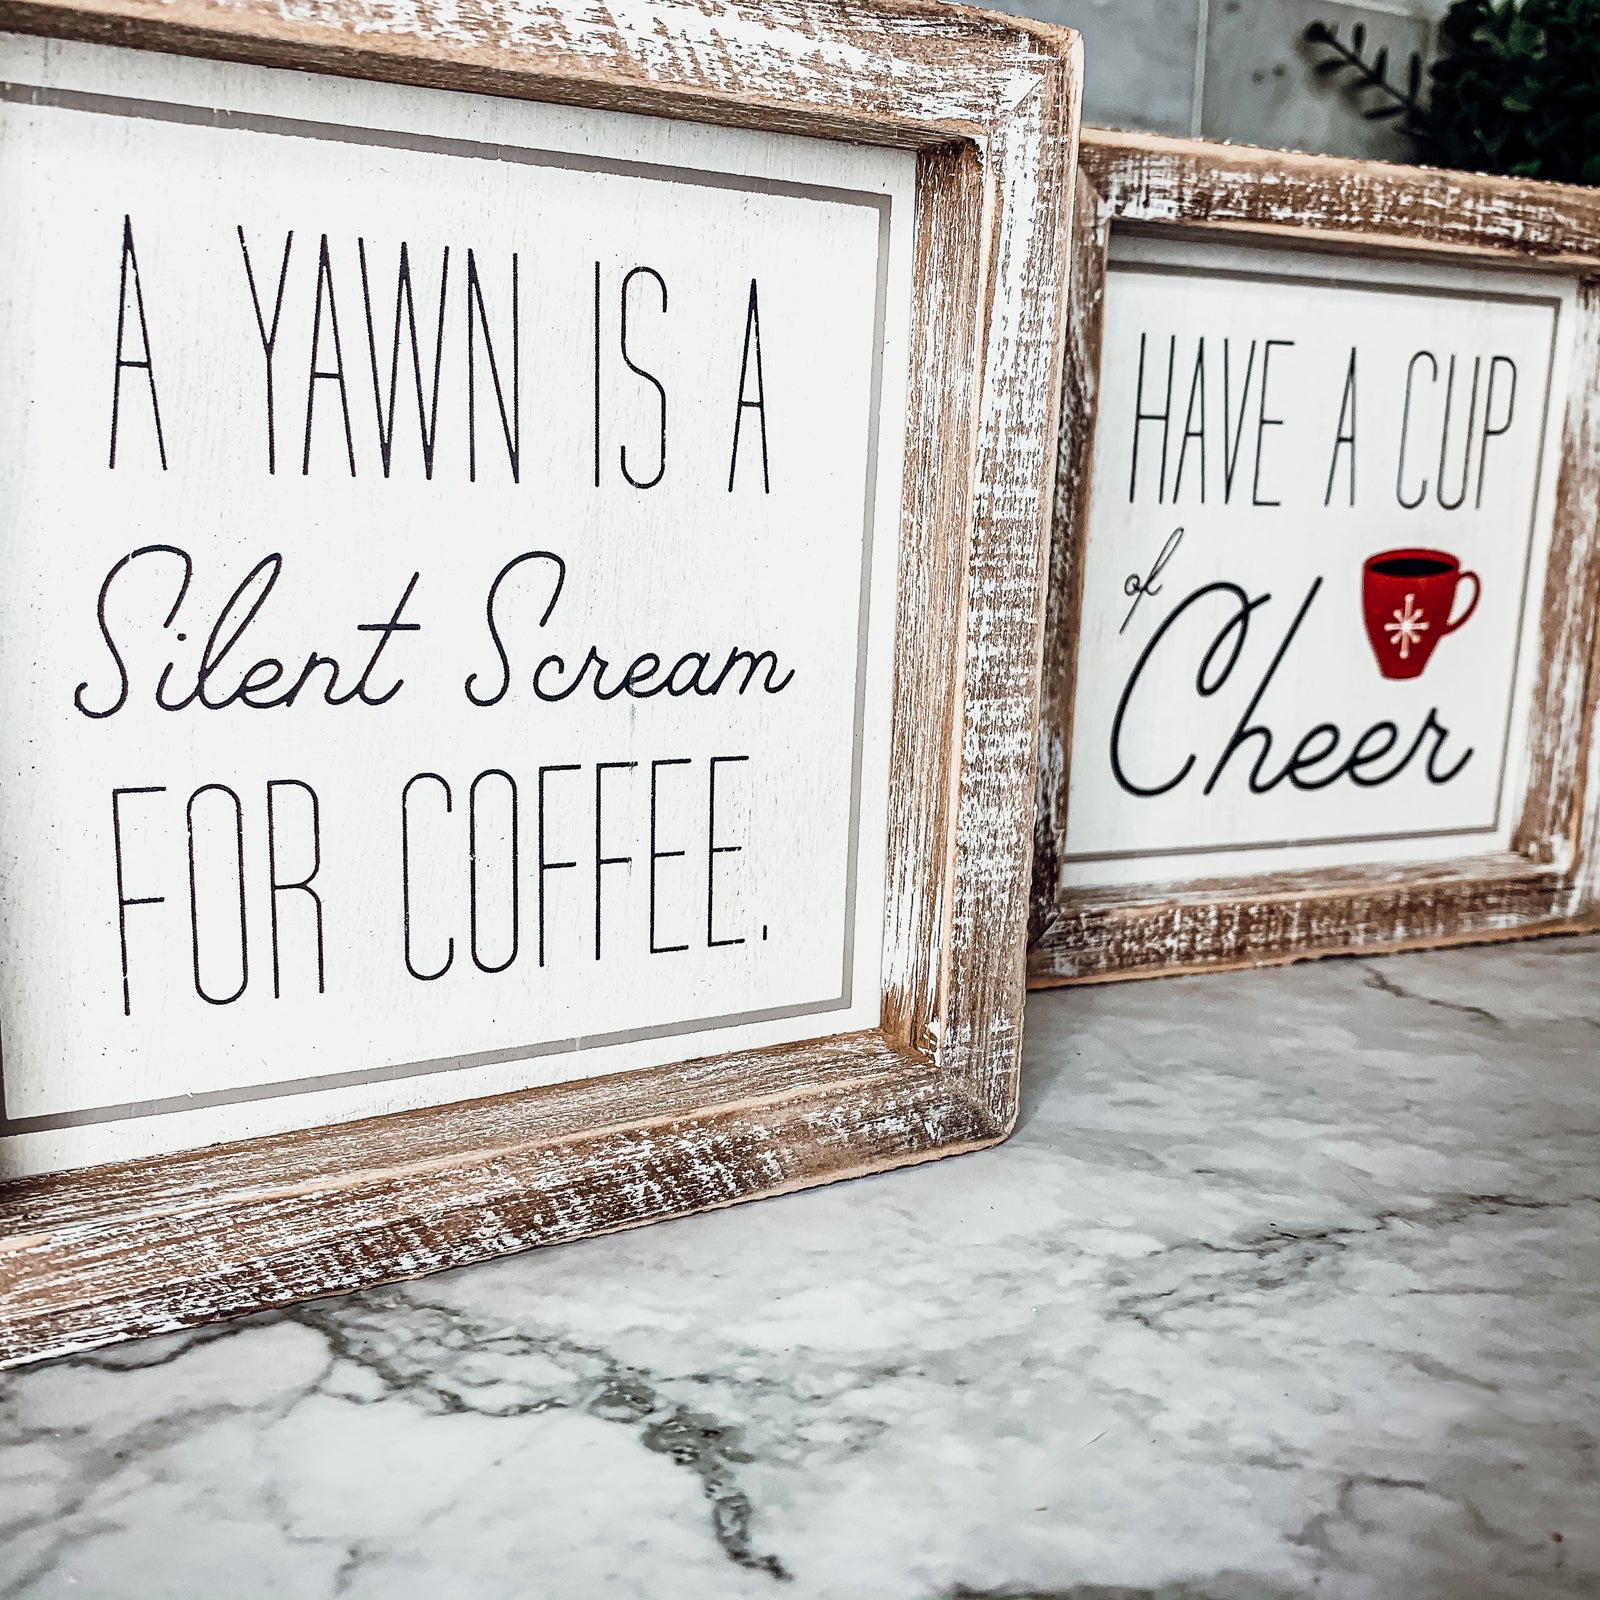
1367;554;1453;579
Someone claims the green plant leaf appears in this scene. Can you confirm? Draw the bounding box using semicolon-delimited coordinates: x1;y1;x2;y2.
1418;0;1600;185
1505;18;1546;57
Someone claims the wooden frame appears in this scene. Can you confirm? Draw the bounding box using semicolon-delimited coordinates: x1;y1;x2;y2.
0;0;1080;1365
1032;130;1600;986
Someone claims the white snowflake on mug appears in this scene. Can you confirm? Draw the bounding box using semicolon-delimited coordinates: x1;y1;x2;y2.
1384;593;1429;659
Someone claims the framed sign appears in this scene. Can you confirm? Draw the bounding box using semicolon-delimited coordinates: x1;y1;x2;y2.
0;1;1080;1364
1032;132;1600;984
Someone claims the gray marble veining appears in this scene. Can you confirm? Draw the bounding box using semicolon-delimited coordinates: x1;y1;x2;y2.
4;936;1597;1599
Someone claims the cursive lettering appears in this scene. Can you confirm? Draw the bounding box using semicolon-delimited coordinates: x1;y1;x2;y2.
1121;525;1184;634
1110;577;1472;798
73;546;421;717
464;551;796;707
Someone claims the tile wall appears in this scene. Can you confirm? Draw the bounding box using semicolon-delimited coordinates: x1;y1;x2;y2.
989;0;1448;161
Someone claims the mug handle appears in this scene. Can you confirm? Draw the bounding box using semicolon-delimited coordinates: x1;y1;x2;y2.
1442;569;1481;636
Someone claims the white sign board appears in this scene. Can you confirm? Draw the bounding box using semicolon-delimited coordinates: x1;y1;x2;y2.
1062;232;1573;889
0;36;914;1177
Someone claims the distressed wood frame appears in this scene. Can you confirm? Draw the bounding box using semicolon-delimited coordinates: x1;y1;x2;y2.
1031;129;1600;987
0;0;1081;1366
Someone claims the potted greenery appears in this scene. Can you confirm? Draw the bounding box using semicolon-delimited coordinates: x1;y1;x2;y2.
1305;0;1600;184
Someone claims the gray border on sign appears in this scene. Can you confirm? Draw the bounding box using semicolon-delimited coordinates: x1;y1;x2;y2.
1063;255;1563;868
0;82;894;1135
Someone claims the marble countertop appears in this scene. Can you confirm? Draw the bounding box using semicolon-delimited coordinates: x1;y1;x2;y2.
3;936;1596;1600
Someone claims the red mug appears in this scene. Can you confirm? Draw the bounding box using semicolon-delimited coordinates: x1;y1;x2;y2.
1361;548;1480;681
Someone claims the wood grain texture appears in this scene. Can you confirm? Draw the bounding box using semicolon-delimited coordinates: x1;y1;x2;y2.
1031;130;1600;988
6;0;1064;147
1032;853;1588;984
942;43;1079;1130
1566;295;1600;913
1514;281;1600;865
1;1054;988;1364
0;1031;906;1236
0;0;1082;1365
1031;167;1107;951
1080;129;1600;271
880;140;983;1056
